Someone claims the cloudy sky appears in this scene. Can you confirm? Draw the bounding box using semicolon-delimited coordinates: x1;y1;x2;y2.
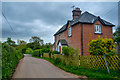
2;2;118;44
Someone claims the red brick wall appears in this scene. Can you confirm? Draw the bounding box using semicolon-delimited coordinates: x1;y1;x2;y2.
83;20;113;55
64;24;81;50
54;20;113;55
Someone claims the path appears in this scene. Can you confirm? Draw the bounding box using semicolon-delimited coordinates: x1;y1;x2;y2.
12;54;80;79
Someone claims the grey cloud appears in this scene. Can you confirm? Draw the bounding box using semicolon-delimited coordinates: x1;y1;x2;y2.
2;2;118;43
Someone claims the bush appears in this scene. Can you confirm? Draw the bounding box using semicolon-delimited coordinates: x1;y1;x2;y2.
54;57;61;64
52;51;60;54
40;49;44;57
42;48;50;53
49;50;52;59
33;49;40;57
25;48;33;54
62;46;79;56
88;36;115;55
2;43;24;79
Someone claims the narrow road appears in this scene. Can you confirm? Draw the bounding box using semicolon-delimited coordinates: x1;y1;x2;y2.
12;54;80;78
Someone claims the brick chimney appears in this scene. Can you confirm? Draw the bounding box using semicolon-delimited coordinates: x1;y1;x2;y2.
72;7;81;20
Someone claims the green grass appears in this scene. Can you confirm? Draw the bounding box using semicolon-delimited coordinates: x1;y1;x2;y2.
33;56;120;79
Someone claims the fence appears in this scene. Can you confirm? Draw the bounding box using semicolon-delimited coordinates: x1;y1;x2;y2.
44;53;120;71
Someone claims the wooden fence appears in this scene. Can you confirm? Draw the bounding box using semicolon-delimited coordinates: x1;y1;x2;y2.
43;53;120;71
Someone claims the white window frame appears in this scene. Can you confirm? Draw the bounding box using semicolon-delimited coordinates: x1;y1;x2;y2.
68;27;72;36
94;25;101;33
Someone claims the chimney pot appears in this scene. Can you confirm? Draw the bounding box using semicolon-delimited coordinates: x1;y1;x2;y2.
72;7;82;20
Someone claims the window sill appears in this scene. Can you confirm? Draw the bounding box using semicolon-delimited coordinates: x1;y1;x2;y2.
94;32;103;34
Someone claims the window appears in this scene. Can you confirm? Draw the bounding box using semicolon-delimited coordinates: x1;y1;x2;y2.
94;25;101;33
68;27;72;36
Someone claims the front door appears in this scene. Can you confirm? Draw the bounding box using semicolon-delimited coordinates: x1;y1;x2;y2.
59;46;61;53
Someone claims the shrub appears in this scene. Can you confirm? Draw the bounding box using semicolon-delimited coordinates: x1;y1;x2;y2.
54;57;61;64
2;43;24;79
40;49;44;57
33;49;40;57
88;36;115;55
52;51;60;54
62;46;80;56
25;48;33;54
42;48;50;53
49;50;52;59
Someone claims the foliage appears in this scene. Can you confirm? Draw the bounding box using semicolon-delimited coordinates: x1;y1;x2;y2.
25;48;33;54
43;43;53;49
42;48;51;53
29;36;43;45
32;49;40;57
17;40;26;45
26;36;44;50
113;27;120;54
62;46;80;56
88;36;115;55
4;37;16;46
52;51;60;54
54;57;61;64
49;49;52;59
2;43;24;79
40;49;44;57
113;27;120;43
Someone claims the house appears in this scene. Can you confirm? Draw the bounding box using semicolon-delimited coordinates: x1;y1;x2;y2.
53;7;115;55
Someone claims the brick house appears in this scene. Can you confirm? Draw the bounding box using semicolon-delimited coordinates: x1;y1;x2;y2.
53;7;115;55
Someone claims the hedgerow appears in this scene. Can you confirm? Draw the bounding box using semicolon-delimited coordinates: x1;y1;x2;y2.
2;43;24;80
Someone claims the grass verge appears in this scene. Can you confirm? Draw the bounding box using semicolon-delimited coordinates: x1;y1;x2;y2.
33;56;120;79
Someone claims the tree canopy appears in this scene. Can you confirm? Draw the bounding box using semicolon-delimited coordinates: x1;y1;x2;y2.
4;37;15;46
113;27;120;54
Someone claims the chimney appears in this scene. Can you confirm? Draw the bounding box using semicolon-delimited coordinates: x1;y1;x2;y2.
72;7;81;20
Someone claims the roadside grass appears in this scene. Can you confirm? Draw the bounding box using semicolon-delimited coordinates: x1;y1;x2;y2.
33;56;120;79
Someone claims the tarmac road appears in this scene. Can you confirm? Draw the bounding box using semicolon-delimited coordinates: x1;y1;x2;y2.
12;54;80;79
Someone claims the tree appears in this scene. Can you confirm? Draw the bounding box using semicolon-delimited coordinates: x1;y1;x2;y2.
88;36;115;55
17;40;26;45
4;37;15;46
27;36;44;50
29;36;43;45
113;27;120;54
25;48;33;54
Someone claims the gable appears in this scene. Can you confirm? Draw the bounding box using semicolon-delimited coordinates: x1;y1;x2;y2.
54;11;115;36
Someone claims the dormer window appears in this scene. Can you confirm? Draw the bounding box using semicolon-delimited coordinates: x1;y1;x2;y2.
94;25;101;34
68;27;72;36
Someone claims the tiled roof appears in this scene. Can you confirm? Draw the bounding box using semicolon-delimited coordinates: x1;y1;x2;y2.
54;11;115;36
54;24;67;36
71;11;115;26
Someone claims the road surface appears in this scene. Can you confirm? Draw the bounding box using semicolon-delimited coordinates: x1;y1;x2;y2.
12;54;80;78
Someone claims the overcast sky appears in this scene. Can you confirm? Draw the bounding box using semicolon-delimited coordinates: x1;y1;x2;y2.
2;2;118;44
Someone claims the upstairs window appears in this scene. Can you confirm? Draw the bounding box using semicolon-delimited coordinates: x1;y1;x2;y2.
68;27;72;36
94;25;101;33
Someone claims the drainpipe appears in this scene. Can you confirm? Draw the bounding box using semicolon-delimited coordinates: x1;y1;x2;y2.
81;23;83;55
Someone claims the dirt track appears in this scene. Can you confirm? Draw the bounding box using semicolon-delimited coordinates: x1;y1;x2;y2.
12;54;80;78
